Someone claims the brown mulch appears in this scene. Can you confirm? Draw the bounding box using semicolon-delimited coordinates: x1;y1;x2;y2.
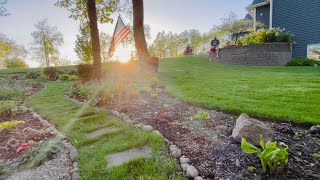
0;112;54;160
96;87;320;180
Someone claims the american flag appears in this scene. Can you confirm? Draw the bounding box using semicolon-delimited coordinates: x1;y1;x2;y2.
108;16;131;57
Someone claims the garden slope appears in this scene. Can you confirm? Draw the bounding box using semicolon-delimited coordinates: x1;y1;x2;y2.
159;56;320;124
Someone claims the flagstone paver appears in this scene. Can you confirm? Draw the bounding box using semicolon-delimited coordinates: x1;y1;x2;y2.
106;146;151;168
87;126;119;138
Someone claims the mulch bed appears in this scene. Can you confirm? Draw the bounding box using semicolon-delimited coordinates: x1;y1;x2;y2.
100;88;320;180
0;83;54;162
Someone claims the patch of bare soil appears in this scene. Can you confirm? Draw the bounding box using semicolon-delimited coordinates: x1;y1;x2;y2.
98;87;320;180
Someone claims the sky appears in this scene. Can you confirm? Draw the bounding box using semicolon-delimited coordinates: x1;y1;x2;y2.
0;0;252;67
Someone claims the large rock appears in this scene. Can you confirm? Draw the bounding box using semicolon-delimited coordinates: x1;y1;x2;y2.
232;113;274;146
309;125;320;135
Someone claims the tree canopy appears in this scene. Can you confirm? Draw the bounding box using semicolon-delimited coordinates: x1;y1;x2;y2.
30;19;64;67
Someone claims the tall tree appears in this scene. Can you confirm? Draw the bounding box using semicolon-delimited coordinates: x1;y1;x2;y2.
132;0;150;61
31;19;63;67
55;0;125;80
87;0;101;80
74;22;93;63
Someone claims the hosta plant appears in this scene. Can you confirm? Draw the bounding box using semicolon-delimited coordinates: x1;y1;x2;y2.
241;135;289;174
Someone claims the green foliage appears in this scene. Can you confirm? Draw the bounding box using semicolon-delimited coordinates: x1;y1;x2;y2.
0;120;24;130
69;75;79;81
193;110;210;120
311;152;320;158
287;58;318;66
241;135;289;174
25;72;40;79
0;79;27;101
4;58;28;68
236;37;243;45
58;73;70;81
76;63;93;82
17;140;64;170
0;100;17;116
43;67;57;76
31;19;64;67
150;92;158;98
242;28;294;45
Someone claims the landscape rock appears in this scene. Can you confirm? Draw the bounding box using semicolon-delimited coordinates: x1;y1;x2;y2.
120;113;126;118
309;125;320;134
123;115;130;121
72;172;81;180
180;156;190;164
152;130;164;138
142;125;153;132
171;149;182;158
232;113;274;146
186;165;199;178
181;163;189;171
194;177;204;180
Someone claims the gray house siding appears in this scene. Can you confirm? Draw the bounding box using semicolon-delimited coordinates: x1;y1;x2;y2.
256;5;270;29
272;0;320;58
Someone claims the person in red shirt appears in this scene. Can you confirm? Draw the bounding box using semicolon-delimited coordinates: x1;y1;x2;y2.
210;36;220;60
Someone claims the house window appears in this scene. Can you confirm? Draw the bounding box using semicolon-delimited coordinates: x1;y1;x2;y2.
308;43;320;60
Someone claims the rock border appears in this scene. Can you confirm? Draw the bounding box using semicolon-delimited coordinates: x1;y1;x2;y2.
26;108;80;180
64;95;206;179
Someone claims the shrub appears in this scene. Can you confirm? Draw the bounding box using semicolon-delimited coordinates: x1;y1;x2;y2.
236;38;243;46
77;64;93;83
4;58;28;69
0;120;24;130
58;74;70;81
0;80;27;101
25;72;40;79
243;28;294;45
193;110;210;120
0;100;17;116
241;135;289;174
43;67;57;76
287;58;318;66
69;75;79;81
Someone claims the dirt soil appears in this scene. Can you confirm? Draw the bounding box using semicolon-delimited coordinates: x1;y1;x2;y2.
0;83;54;162
100;87;320;180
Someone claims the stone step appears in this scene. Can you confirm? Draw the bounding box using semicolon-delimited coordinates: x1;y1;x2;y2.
87;126;119;138
106;146;151;168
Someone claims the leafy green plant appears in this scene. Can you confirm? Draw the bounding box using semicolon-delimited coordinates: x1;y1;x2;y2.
150;92;158;98
43;67;57;76
0;120;24;130
312;152;320;158
193;110;210;120
241;135;289;174
77;63;93;83
69;75;79;81
25;72;40;79
0;100;17;116
58;73;70;80
17;140;64;170
0;80;27;101
287;58;318;66
243;28;294;45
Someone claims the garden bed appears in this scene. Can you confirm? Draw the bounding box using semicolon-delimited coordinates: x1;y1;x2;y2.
93;86;320;179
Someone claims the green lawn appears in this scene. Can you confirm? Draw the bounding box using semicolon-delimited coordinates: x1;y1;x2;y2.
159;56;320;124
26;81;183;180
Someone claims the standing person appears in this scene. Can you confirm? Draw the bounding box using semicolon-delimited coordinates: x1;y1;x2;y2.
210;36;220;60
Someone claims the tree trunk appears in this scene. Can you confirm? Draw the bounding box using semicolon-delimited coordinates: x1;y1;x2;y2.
87;0;101;80
132;0;150;61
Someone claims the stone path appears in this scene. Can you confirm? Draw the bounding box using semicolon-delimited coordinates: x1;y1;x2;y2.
106;146;151;168
86;126;119;138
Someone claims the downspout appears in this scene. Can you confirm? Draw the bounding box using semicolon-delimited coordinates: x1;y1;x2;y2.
269;0;273;29
254;8;257;32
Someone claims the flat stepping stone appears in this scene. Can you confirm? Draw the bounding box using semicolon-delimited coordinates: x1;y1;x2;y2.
106;146;151;168
87;126;119;138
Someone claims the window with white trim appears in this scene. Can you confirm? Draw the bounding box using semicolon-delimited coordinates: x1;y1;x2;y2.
307;43;320;60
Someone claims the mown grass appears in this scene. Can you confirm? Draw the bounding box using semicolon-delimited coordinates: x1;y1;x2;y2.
26;81;183;180
159;56;320;124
